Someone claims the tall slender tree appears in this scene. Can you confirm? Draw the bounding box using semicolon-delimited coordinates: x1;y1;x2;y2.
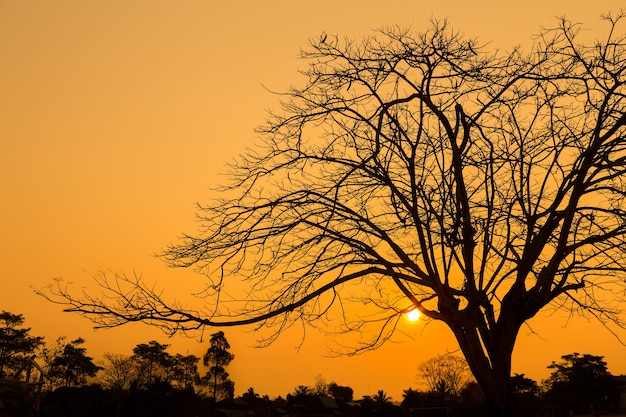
201;331;234;401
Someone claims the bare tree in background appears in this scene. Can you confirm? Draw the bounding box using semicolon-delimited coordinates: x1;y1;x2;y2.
418;354;472;396
99;353;137;392
41;13;626;417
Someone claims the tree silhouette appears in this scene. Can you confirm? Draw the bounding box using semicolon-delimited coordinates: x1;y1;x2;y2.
366;390;400;416
42;12;626;417
100;353;136;392
313;374;328;395
47;338;102;388
0;312;44;379
132;341;172;387
170;353;200;391
241;387;260;401
418;354;472;397
328;382;353;403
510;374;541;417
201;331;234;401
544;353;617;416
373;390;391;405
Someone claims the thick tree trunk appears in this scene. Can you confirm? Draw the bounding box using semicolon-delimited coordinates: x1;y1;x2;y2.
478;365;518;417
450;318;522;417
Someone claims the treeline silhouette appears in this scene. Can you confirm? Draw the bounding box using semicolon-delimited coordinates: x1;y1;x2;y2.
1;311;624;417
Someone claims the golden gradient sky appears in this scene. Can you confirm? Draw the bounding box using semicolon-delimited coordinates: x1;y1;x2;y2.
1;0;625;401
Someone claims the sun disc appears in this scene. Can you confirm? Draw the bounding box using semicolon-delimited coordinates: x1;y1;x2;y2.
406;309;420;322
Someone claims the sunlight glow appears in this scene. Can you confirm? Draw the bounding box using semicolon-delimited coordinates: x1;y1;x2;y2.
406;309;420;322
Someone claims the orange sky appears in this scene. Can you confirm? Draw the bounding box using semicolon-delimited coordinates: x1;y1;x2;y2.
1;0;625;401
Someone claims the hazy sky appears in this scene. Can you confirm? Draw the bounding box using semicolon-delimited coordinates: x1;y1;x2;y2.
1;0;625;400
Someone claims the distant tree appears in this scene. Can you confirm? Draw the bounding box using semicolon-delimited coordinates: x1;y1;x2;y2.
373;390;392;405
240;387;271;415
99;353;137;391
313;374;328;395
201;331;234;401
41;336;65;390
363;390;401;417
418;354;472;396
402;387;464;414
287;385;325;412
132;340;172;386
510;374;541;417
510;374;539;397
47;338;102;388
544;353;617;416
44;12;626;417
99;353;138;417
401;388;423;409
170;353;200;391
0;312;44;378
328;382;353;403
291;385;314;396
241;387;260;401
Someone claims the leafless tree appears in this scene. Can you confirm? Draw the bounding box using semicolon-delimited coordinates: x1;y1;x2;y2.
99;353;137;392
418;354;472;396
40;13;626;417
313;374;328;396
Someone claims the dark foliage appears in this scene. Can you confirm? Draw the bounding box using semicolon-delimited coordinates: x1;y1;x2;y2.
47;338;102;388
328;382;354;404
0;312;44;379
510;374;541;417
201;331;235;401
544;353;619;416
39;384;207;417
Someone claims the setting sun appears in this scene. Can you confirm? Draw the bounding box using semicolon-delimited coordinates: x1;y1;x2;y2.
406;309;420;322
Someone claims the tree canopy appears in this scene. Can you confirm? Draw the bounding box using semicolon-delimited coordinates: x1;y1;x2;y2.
41;12;626;417
418;354;472;397
47;338;102;388
201;331;234;401
544;353;617;415
132;340;172;386
0;311;44;379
